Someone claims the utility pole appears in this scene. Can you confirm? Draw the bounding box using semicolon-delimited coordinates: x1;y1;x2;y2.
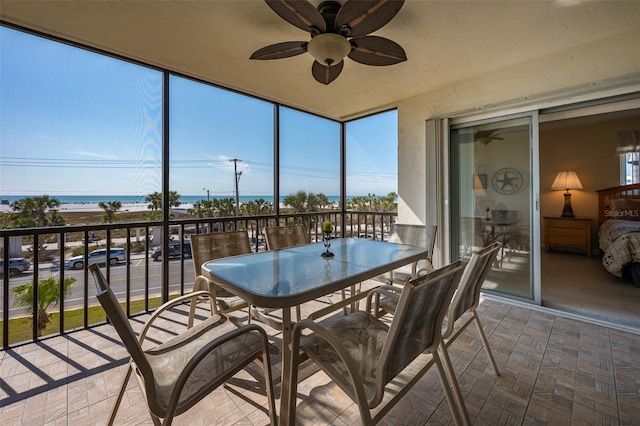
229;158;242;216
203;188;210;202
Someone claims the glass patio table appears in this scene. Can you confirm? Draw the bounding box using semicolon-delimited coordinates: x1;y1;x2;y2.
201;237;429;424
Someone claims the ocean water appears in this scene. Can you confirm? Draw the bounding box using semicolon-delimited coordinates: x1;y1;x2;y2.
0;195;343;205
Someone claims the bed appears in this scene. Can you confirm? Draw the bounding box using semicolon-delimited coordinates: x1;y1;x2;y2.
597;183;640;287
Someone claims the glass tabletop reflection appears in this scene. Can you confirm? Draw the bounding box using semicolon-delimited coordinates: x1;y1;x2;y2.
201;238;428;308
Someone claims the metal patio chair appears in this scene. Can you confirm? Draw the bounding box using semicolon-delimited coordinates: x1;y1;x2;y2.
373;242;502;374
441;241;502;376
262;224;310;321
188;230;252;327
90;264;276;426
287;261;470;425
375;223;437;285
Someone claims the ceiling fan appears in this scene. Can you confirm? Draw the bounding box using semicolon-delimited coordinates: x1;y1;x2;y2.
475;130;505;145
250;0;407;85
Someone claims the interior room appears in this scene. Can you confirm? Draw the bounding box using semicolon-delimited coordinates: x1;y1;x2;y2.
462;107;640;328
539;107;640;328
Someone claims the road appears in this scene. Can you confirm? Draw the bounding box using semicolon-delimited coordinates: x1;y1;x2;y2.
1;256;197;319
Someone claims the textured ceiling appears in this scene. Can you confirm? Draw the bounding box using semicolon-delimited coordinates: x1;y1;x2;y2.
1;0;639;121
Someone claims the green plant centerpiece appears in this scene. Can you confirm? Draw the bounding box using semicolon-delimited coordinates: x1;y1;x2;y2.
321;221;334;258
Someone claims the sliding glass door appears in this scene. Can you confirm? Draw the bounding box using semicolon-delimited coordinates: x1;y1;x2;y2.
450;113;540;301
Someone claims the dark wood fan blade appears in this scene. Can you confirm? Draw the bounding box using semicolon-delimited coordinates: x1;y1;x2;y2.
348;36;406;66
265;0;326;34
335;0;404;38
250;41;308;60
312;60;343;85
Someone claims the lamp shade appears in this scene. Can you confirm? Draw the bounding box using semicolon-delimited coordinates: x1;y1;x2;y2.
307;33;351;66
551;171;583;191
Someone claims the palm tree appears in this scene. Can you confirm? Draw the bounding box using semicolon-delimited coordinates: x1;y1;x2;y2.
145;191;181;220
307;192;321;212
241;198;274;216
10;195;62;227
12;276;75;336
98;201;122;223
315;193;330;210
188;200;216;218
168;190;181;208
213;198;236;217
241;198;274;238
379;192;397;212
346;195;368;211
145;192;162;211
283;190;309;213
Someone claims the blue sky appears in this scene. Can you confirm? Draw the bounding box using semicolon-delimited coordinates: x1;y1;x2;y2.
0;26;397;200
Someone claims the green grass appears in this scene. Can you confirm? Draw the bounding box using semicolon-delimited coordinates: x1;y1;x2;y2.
1;297;164;347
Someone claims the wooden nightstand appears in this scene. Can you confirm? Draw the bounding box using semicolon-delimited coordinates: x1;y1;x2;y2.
544;217;592;257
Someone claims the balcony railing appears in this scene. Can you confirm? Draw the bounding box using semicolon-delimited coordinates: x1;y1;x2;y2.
0;210;396;349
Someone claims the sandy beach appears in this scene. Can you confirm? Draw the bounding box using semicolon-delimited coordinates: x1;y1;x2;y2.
0;202;196;214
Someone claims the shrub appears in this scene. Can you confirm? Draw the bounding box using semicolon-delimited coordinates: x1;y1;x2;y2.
130;241;146;253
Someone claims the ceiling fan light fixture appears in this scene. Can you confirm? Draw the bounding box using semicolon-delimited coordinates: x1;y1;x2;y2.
307;33;351;66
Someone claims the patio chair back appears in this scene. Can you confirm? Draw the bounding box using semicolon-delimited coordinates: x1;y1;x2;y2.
378;260;464;395
442;241;502;377
188;231;252;321
382;223;437;283
264;224;308;250
446;242;501;333
190;230;252;276
90;265;157;412
389;223;436;251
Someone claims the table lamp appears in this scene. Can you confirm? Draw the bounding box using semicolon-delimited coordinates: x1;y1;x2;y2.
551;171;582;218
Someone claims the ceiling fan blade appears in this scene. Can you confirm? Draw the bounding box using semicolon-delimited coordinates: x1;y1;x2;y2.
348;36;407;66
475;130;505;141
476;137;504;145
250;41;308;60
335;0;405;38
312;60;343;85
265;0;326;34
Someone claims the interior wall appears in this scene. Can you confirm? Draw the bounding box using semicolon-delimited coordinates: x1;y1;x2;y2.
472;132;532;262
475;133;530;217
539;115;640;253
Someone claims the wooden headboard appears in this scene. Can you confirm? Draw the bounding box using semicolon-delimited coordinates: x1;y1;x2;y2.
596;183;640;226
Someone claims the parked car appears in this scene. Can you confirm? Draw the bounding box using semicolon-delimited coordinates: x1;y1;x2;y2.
0;257;31;276
66;248;126;270
151;240;192;261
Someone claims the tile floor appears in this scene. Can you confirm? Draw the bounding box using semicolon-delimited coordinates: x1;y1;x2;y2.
541;251;640;329
1;286;639;425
